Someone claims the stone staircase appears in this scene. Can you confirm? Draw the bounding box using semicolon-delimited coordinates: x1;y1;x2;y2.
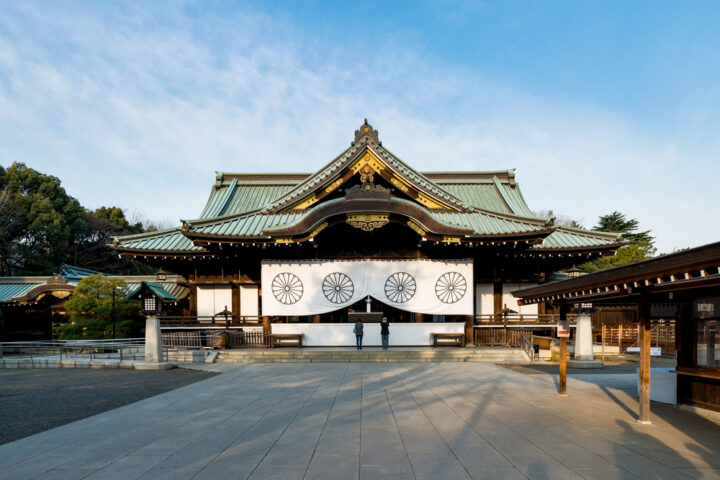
215;347;527;364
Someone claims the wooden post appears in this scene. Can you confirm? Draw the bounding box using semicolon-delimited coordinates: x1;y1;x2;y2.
559;303;567;396
465;315;473;346
313;314;321;323
415;312;423;323
559;337;567;396
262;316;271;334
638;296;651;424
601;324;606;363
618;323;622;349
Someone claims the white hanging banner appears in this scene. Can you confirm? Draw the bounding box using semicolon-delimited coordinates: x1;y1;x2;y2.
261;259;473;316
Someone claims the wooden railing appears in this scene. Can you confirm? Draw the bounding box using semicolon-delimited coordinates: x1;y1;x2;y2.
474;329;528;347
162;330;271;349
159;315;262;328
474;314;565;325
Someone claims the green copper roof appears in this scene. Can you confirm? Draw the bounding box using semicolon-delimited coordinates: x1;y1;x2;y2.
126;281;179;301
113;228;206;253
533;227;622;250
0;281;44;302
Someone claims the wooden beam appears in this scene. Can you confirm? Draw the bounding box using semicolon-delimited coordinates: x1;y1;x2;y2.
465;315;474;346
638;295;652;424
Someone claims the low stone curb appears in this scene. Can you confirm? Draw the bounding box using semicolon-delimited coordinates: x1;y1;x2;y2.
0;358;177;370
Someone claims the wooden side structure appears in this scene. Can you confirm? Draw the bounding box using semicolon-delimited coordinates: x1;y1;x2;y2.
513;241;720;420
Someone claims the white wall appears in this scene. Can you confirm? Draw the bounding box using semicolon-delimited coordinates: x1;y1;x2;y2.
197;285;233;318
271;322;466;347
240;285;259;318
502;283;538;315
475;283;494;316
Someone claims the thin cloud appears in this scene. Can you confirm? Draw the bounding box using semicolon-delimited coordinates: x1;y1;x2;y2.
0;2;716;253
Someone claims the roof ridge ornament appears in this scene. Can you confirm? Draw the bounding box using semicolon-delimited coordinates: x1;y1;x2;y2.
353;118;381;146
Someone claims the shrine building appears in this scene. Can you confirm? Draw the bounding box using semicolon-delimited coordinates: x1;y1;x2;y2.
111;120;623;346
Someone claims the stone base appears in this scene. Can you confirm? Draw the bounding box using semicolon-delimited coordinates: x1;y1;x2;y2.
134;362;176;371
678;404;720;421
567;360;604;369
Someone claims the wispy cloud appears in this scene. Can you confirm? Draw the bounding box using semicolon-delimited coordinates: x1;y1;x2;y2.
0;1;716;252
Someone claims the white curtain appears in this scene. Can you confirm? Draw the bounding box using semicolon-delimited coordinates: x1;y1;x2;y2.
261;259;473;316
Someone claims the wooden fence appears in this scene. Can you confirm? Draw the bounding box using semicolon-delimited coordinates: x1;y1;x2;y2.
162;330;270;349
474;329;528;347
603;323;675;352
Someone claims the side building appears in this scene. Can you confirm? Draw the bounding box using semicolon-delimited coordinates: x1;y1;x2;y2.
111;121;622;346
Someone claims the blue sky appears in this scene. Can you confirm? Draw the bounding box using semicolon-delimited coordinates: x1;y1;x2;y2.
1;1;719;253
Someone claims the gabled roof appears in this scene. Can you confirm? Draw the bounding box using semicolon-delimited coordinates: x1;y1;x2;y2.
126;281;179;301
111;120;622;255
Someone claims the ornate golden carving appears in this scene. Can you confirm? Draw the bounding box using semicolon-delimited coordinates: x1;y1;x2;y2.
406;220;426;237
275;237;294;244
310;221;328;238
350;150;385;175
390;176;409;193
417;193;448;210
346;214;389;231
291;193;317;210
324;177;344;194
441;236;461;243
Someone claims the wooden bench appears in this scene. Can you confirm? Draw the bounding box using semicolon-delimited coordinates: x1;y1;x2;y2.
432;333;466;347
270;333;303;348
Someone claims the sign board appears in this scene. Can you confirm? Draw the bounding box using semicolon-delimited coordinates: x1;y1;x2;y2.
626;347;662;356
557;320;570;338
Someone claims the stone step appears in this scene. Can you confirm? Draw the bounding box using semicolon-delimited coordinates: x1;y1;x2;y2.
215;348;525;363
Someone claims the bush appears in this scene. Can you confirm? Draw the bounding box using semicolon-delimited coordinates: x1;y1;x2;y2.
55;317;144;340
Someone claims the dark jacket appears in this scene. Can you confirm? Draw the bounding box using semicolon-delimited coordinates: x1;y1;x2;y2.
354;321;364;336
380;320;389;335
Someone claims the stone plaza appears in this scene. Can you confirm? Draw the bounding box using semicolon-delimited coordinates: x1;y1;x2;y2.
1;362;718;480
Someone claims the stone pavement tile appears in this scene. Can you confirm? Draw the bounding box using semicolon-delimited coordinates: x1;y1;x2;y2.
541;443;614;468
191;451;265;479
260;441;317;466
359;466;415;480
3;455;70;480
611;454;696;480
360;443;413;473
572;466;643;480
305;454;359;480
408;453;471;480
401;436;450;455
676;467;720;479
248;464;308;480
362;426;403;444
450;442;513;468
314;436;360;456
82;455;167;480
464;466;528;480
27;467;96;480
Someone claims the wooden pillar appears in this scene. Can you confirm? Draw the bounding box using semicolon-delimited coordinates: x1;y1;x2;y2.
638;296;651;424
232;285;240;322
465;315;474;346
313;314;321;323
493;281;503;317
559;303;567;396
618;323;623;348
189;284;198;317
262;316;271;334
414;312;423;323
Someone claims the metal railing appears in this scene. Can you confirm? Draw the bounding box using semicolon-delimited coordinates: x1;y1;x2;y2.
0;338;148;362
520;332;535;362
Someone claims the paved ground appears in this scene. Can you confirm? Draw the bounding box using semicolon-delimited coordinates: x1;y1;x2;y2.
0;369;216;445
0;363;718;480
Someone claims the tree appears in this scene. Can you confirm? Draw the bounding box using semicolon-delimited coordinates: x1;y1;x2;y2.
0;162;153;275
582;242;657;273
57;274;142;339
582;211;656;272
533;210;583;228
593;211;654;244
0;163;86;275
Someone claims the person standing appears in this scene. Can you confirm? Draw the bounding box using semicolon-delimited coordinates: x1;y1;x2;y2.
380;317;390;350
354;319;364;349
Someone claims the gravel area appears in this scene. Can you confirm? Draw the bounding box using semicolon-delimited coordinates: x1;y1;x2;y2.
0;368;216;445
